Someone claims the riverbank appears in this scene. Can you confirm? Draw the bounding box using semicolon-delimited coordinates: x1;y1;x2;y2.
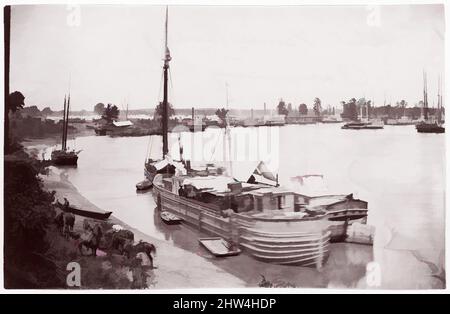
41;167;246;289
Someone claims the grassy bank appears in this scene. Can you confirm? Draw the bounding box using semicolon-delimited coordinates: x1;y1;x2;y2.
3;145;154;289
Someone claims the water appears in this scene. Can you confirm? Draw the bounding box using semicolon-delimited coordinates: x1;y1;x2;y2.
36;124;445;289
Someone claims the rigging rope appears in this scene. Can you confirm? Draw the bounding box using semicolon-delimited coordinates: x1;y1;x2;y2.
208;128;225;162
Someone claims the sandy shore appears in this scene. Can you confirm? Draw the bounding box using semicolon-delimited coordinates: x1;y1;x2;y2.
41;167;246;289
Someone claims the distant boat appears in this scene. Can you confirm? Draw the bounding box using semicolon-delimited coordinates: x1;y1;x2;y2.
416;72;445;133
386;116;415;126
198;237;241;257
51;93;80;166
341;121;383;130
321;116;342;124
160;211;183;224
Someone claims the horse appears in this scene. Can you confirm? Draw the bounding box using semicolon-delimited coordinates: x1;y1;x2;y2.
123;240;157;268
78;223;103;256
111;229;134;254
54;211;75;238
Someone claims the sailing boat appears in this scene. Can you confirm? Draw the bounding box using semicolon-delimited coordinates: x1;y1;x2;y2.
148;8;370;267
143;7;185;185
51;93;80;165
416;72;445;133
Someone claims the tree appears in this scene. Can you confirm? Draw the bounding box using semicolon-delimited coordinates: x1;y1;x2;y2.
313;97;322;117
287;103;292;112
299;103;308;115
41;107;53;116
398;100;408;117
94;103;105;115
215;108;229;125
277;99;289;116
5;91;25;153
341;99;358;121
154;102;175;121
101;104;120;123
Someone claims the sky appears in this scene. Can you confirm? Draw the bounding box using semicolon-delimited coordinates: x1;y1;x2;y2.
10;4;445;111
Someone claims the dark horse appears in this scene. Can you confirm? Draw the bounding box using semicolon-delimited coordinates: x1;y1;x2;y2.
124;241;157;268
78;223;103;256
111;229;134;253
54;211;75;238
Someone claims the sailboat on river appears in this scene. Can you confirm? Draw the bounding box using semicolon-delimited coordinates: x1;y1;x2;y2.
148;8;369;267
416;72;445;133
51;93;80;166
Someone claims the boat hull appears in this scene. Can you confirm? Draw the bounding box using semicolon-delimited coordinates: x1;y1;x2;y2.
136;179;152;191
51;152;78;166
416;124;445;133
60;205;112;220
153;183;331;267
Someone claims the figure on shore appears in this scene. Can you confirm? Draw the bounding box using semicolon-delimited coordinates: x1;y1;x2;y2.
79;220;103;256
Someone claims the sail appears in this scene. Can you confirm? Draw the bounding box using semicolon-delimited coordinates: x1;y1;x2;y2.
245;161;277;185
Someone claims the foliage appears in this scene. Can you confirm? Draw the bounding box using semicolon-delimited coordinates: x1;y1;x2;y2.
10;116;75;140
101;104;120;123
313;97;322;116
298;103;308;115
41;107;53;116
4;153;62;288
7;91;25;113
94;103;105;115
5;91;25;153
215;108;229;125
277;99;289;116
341;98;359;121
154;101;175;121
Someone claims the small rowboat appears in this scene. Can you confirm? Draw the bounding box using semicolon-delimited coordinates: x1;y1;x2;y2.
160;211;183;224
198;237;241;257
56;201;112;220
136;179;152;191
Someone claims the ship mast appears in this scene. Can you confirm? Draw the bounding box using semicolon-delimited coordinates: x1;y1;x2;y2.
61;95;67;151
64;92;70;150
437;75;442;124
162;6;171;158
423;70;428;121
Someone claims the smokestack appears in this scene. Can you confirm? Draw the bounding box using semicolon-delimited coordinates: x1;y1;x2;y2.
192;107;194;120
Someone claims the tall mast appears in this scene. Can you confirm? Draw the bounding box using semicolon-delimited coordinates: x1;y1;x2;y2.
61;95;67;150
440;76;444;123
423;70;428;120
162;6;171;158
437;75;442;123
64;93;71;150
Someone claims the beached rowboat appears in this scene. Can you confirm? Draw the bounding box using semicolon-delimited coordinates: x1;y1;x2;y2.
56;201;112;220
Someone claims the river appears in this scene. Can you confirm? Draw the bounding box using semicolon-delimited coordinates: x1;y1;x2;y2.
32;123;445;289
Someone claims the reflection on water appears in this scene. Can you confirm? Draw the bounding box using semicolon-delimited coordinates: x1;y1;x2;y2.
35;124;445;288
